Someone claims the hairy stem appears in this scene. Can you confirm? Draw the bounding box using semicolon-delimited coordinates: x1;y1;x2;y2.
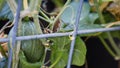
33;15;43;34
30;0;47;44
29;0;42;34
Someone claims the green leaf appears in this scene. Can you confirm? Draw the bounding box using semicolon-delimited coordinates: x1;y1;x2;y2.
60;1;91;31
50;50;68;68
78;24;103;30
50;36;71;50
50;36;87;68
60;1;90;24
88;13;99;24
0;2;13;20
60;1;102;37
50;36;70;68
72;37;86;66
0;0;5;11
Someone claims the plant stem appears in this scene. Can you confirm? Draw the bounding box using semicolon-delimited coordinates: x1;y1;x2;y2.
6;0;17;15
39;9;50;21
52;0;71;30
29;0;42;34
93;0;105;24
29;0;42;11
23;0;28;9
33;15;43;34
94;0;120;57
106;32;120;55
38;16;51;23
98;36;117;57
14;41;21;68
14;19;22;68
29;0;35;11
11;0;22;67
29;0;47;44
40;48;47;68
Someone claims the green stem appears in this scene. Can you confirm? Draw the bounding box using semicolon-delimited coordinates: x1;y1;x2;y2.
29;0;43;34
12;19;22;68
51;0;71;30
40;48;47;68
29;0;42;11
93;0;105;24
49;52;63;68
14;41;21;68
13;19;22;68
6;0;17;15
29;0;35;11
9;37;15;68
29;0;47;44
33;15;43;34
9;0;22;64
106;32;120;56
38;16;51;23
98;36;117;57
39;9;50;21
23;0;28;9
94;0;120;56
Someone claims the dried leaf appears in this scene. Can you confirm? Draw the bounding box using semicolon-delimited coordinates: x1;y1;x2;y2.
0;32;8;52
106;2;120;20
